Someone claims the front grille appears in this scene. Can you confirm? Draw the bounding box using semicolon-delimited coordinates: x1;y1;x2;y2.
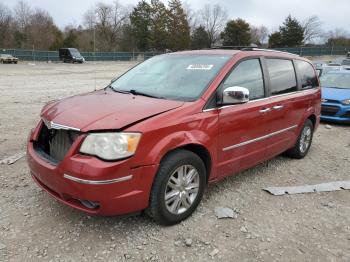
34;124;80;164
321;105;340;116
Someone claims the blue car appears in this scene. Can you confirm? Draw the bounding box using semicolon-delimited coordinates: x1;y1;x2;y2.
320;70;350;123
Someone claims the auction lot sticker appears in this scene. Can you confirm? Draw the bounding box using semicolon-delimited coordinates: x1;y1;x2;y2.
187;64;214;70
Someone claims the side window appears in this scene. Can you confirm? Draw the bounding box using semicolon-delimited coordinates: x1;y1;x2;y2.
266;59;297;95
295;60;319;89
221;59;265;100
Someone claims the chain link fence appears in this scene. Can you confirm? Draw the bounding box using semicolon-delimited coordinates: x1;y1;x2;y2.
0;49;163;62
1;46;349;61
274;46;350;56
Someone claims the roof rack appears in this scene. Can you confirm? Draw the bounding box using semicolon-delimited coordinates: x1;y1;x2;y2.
210;46;254;50
249;48;299;56
210;46;299;56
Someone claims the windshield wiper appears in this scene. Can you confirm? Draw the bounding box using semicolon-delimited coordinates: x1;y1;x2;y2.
109;86;164;99
326;86;347;89
129;89;164;99
107;86;130;94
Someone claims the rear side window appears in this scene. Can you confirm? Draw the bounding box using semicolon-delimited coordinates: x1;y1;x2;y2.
266;59;297;95
221;59;265;100
295;60;318;89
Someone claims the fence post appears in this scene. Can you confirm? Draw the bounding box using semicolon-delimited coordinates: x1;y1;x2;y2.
32;45;35;63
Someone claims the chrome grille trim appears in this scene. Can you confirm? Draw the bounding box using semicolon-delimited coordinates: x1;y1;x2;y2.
42;118;80;131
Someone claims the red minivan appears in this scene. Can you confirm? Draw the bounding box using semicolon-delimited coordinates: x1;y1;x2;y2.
27;49;321;225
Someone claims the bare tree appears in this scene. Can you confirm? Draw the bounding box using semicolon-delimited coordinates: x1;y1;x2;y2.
83;8;96;30
83;1;129;51
327;28;349;39
0;3;12;47
199;4;227;46
250;25;269;45
182;2;197;33
25;8;60;50
303;15;323;43
13;0;32;31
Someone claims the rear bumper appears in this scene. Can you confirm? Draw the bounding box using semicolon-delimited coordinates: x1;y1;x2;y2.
2;59;17;63
27;130;158;216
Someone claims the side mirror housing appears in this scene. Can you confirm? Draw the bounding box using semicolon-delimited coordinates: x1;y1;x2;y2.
221;86;250;105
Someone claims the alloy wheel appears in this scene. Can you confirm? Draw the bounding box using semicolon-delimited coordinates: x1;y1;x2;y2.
299;126;312;153
164;165;200;215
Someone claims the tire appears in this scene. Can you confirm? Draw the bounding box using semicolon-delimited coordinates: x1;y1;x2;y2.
285;119;314;159
146;149;206;225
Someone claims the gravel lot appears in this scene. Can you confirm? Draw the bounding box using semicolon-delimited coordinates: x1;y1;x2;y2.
0;61;350;262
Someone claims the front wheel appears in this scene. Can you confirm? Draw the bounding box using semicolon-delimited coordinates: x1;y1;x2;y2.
146;149;206;225
286;119;314;159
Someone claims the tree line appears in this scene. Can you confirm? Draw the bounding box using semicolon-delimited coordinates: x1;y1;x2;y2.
0;0;349;52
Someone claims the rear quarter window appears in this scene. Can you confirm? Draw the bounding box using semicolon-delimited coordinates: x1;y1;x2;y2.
266;59;297;95
295;60;319;89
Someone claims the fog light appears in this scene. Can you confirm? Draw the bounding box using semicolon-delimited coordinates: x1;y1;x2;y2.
79;200;100;209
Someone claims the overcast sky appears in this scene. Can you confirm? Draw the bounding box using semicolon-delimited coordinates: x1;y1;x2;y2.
2;0;349;33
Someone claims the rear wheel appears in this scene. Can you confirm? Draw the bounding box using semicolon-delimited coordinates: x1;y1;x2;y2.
146;149;206;225
286;119;314;159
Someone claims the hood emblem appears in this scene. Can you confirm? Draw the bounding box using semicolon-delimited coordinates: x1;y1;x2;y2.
42;118;80;132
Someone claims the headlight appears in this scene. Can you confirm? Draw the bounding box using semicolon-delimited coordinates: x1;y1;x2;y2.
342;99;350;105
80;132;141;160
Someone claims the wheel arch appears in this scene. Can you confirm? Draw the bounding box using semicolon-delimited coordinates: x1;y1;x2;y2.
159;143;213;184
307;114;316;128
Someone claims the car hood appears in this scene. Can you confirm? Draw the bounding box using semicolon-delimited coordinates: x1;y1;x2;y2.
322;87;350;101
41;89;184;131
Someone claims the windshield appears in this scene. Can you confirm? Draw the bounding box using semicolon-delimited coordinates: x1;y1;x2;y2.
1;54;11;58
70;49;82;57
110;54;231;101
320;72;350;89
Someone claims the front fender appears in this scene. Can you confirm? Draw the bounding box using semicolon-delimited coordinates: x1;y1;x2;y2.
150;130;212;162
128;108;220;181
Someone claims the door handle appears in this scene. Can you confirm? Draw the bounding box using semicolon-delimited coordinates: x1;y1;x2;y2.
272;105;284;110
259;108;271;113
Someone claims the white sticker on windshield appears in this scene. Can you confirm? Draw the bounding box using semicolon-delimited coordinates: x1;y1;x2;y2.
187;64;214;70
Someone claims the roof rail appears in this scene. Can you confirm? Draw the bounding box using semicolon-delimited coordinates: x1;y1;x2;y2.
210;46;299;56
249;48;299;56
210;46;254;50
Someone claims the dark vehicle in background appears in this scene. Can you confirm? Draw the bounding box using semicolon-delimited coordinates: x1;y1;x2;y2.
320;71;350;123
59;48;85;63
0;54;18;64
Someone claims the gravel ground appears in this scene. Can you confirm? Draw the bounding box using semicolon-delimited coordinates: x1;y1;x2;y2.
0;61;350;262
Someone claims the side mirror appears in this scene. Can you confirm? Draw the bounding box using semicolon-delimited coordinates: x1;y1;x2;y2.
222;86;249;105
